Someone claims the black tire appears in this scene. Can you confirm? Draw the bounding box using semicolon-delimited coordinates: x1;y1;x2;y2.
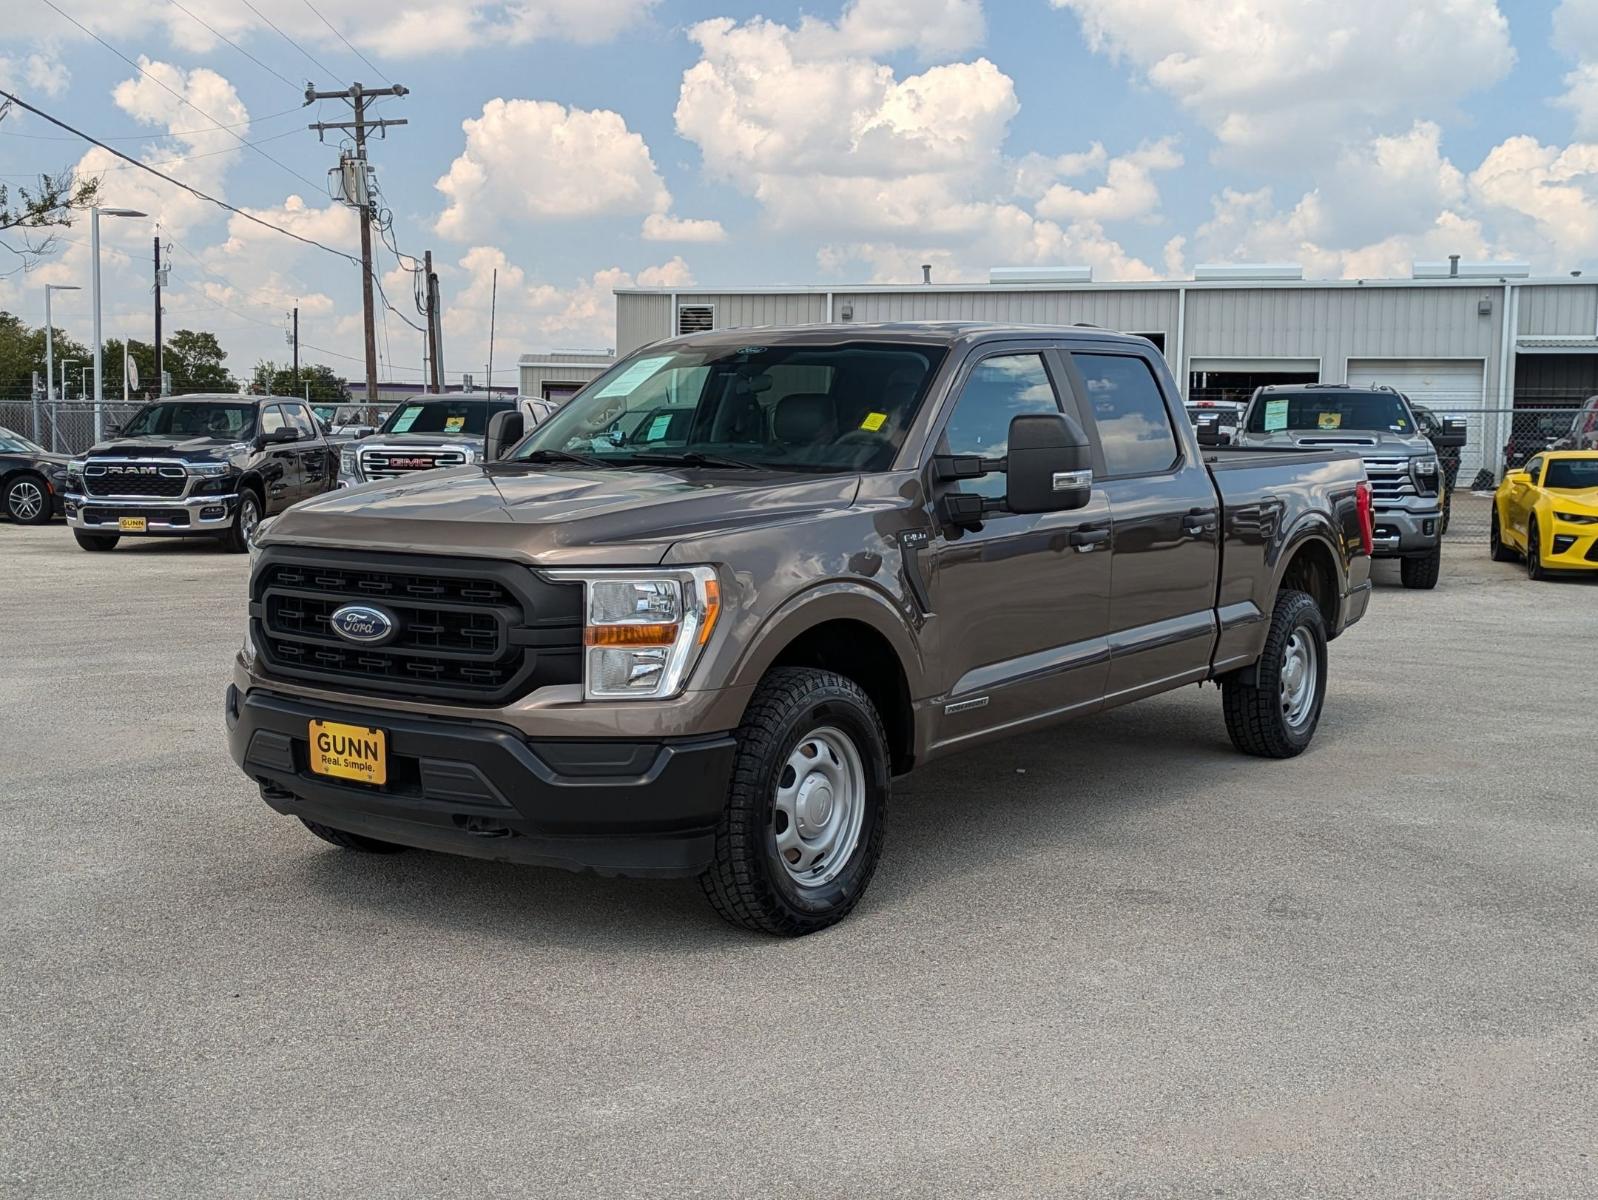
1526;517;1547;581
1489;507;1517;562
5;473;53;524
73;530;120;552
1400;542;1442;589
1438;487;1451;536
221;488;261;554
1221;589;1328;760
299;817;407;853
700;667;889;936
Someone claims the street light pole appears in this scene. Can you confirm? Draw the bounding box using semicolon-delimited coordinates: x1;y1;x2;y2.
90;205;148;441
43;283;81;444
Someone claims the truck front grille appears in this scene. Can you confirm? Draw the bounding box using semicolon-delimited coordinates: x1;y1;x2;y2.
252;549;582;704
83;464;187;497
1361;457;1418;503
358;446;468;479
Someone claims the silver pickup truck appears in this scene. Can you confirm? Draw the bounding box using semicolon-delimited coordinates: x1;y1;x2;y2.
230;323;1373;935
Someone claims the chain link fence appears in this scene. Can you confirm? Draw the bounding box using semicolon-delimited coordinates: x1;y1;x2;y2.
0;396;146;454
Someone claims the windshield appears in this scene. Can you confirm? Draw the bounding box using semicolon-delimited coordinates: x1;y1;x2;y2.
380;398;514;437
514;342;947;473
120;401;256;439
1544;459;1598;489
0;426;45;453
1246;391;1413;435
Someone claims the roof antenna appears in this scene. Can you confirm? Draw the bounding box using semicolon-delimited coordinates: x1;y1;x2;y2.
921;264;932;285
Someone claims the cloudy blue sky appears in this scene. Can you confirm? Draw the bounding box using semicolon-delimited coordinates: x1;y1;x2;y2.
3;0;1597;386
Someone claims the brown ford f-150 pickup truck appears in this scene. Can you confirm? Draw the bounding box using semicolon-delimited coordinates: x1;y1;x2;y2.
228;324;1374;935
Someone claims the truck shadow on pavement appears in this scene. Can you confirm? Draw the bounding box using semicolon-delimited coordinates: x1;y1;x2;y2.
279;686;1390;949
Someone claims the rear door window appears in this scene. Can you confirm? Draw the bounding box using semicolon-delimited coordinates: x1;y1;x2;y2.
1073;353;1180;477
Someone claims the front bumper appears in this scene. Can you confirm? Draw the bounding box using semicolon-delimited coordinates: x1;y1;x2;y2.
1369;502;1442;557
65;492;238;535
1544;524;1598;571
226;685;737;878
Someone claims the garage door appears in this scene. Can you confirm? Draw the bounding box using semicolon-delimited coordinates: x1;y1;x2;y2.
1346;358;1487;473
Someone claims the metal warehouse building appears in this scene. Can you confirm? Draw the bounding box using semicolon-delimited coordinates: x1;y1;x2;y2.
614;264;1598;480
517;349;614;404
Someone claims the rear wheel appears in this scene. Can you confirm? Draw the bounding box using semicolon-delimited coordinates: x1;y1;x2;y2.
1526;517;1548;581
73;531;119;552
1222;589;1328;759
5;473;52;524
700;667;888;936
299;818;406;853
1400;542;1442;589
1489;507;1517;562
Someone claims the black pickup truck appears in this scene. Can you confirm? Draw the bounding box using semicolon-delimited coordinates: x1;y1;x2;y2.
66;394;337;552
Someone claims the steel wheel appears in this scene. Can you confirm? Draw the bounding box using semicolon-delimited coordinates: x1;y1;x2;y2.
1279;629;1319;731
7;478;45;521
240;494;260;543
772;726;866;889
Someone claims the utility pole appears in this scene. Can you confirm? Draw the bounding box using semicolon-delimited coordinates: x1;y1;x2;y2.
153;234;163;394
306;82;408;405
291;305;300;383
423;249;441;393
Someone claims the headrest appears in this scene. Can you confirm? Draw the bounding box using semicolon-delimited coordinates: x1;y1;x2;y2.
773;393;837;443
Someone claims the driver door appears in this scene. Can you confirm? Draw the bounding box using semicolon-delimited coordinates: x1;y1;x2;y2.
922;346;1113;752
255;404;302;513
1505;456;1542;544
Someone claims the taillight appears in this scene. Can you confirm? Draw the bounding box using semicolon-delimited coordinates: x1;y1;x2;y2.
1355;480;1374;556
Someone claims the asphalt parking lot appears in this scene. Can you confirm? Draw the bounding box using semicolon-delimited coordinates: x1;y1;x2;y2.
3;523;1596;1199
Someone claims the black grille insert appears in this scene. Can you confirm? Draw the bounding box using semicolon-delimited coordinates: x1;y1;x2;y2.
84;467;186;498
253;549;582;704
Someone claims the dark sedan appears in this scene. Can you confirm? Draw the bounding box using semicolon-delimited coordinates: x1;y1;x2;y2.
1;426;70;524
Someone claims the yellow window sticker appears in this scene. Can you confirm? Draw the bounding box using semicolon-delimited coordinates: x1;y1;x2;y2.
1317;412;1342;429
444;415;465;433
860;412;888;432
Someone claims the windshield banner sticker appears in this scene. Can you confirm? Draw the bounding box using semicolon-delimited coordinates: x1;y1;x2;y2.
1264;398;1289;432
596;356;671;399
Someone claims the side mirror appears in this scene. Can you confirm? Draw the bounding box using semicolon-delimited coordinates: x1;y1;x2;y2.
486;409;525;461
1005;412;1093;514
260;426;299;446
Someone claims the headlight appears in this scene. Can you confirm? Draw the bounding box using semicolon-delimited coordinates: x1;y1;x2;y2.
240;621;257;669
1554;510;1598;525
340;446;361;478
1412;456;1439;476
547;566;722;700
188;461;230;477
460;445;478;465
67;458;87;474
248;516;274;567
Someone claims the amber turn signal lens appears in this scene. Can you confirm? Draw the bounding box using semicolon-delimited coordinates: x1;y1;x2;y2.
585;623;679;648
698;577;721;646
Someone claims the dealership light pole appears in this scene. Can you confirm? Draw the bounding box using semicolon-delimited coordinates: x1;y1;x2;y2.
90;205;147;440
42;283;81;443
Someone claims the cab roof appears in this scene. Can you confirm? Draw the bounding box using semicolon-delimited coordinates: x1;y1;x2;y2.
654;322;1160;354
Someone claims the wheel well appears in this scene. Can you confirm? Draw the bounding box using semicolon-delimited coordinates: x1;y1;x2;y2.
237;475;264;505
767;619;915;774
1280;539;1338;632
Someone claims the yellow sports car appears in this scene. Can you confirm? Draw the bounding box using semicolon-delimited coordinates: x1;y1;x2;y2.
1490;450;1598;578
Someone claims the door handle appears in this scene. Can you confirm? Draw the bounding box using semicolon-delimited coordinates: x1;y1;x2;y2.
1182;508;1218;536
1069;525;1110;549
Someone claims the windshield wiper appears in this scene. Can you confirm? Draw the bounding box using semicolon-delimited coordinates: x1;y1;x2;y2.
616;450;760;470
517;448;616;468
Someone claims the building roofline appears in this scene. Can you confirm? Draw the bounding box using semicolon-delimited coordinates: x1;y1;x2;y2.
617;275;1589;297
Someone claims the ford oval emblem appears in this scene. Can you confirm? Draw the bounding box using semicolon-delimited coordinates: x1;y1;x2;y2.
329;603;397;645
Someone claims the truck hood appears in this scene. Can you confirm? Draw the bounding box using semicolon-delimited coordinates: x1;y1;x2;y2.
359;431;487;449
1242;430;1433;457
262;463;862;566
84;434;248;463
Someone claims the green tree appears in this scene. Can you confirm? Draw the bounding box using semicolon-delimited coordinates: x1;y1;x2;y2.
165;328;233;393
1;169;102;276
249;359;351;405
0;309;91;400
101;337;159;402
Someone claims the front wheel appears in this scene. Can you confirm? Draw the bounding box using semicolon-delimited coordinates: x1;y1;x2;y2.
1400;542;1442;589
700;667;889;936
220;489;261;554
1221;589;1328;759
1526;517;1548;581
5;474;52;524
73;530;119;552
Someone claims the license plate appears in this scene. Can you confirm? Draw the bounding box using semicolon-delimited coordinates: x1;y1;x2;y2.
307;719;387;786
118;517;147;532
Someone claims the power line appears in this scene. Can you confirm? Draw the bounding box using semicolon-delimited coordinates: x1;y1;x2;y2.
38;0;322;191
0;88;363;268
301;0;390;85
237;0;338;80
165;0;302;93
0;104;303;141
